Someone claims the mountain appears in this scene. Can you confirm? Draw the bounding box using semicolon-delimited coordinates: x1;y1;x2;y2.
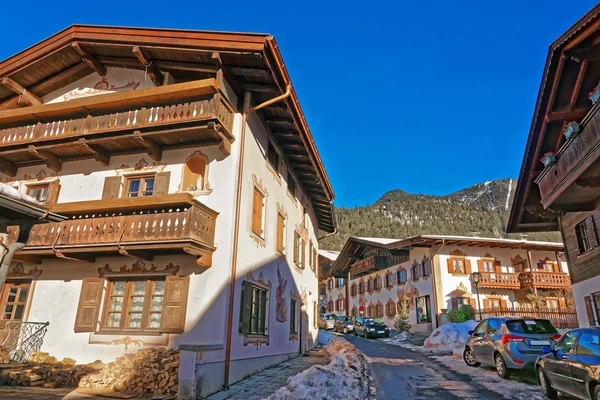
319;178;561;251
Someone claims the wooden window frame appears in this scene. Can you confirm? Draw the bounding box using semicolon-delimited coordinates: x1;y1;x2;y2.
386;302;395;317
0;282;31;322
290;299;297;333
25;183;50;204
423;260;431;277
367;279;373;293
100;278;165;334
373;277;380;291
251;186;266;239
375;304;383;318
359;282;365;294
415;295;432;324
351;283;357;296
124;174;156;198
397;269;407;285
240;281;268;336
576;220;593;254
276;212;286;255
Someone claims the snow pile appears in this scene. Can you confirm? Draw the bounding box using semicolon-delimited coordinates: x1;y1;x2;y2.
0;182;39;205
267;337;374;400
423;320;478;351
381;331;408;345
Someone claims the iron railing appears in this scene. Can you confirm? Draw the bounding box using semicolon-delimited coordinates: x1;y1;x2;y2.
0;321;49;364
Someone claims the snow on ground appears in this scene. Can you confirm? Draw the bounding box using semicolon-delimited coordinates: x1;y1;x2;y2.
424;320;478;351
381;331;408;345
267;333;375;400
432;355;546;400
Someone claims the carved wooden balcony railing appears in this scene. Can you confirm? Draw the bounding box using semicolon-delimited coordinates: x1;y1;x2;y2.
350;255;390;277
478;272;521;289
17;199;217;266
535;102;600;210
0;79;236;175
519;271;570;289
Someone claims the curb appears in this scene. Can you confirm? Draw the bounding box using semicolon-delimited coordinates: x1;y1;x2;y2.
368;362;387;400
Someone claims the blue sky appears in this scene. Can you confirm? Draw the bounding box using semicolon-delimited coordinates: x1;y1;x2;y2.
0;0;597;207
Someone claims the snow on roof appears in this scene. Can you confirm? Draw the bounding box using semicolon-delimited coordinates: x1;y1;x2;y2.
416;234;563;247
0;182;39;205
352;237;400;245
318;250;339;260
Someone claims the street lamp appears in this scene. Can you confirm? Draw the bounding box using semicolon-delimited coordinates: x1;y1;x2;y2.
470;271;483;320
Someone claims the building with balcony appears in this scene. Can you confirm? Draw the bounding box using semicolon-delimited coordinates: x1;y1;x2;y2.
0;26;335;398
317;250;345;316
508;4;600;329
329;235;571;333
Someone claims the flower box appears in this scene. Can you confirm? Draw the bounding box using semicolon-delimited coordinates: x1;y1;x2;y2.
541;152;556;168
589;83;600;104
563;122;580;140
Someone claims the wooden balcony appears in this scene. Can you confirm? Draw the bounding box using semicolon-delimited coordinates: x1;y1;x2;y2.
519;272;570;290
350;255;390;277
15;194;218;266
0;79;235;176
535;102;600;211
478;272;521;289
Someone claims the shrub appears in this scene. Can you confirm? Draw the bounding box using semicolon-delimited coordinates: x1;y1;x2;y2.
447;305;475;323
394;302;411;332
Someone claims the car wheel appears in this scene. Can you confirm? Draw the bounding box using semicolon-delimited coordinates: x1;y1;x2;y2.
463;348;481;367
537;367;557;399
494;353;511;379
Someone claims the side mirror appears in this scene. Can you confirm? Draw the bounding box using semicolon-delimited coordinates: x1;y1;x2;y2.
468;330;474;336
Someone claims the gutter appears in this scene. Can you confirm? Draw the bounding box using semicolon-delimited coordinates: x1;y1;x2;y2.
429;239;445;329
0;195;65;222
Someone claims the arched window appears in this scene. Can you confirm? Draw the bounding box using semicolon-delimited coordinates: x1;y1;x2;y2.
182;155;208;191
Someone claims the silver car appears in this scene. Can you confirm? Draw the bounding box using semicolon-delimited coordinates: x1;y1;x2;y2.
463;318;562;378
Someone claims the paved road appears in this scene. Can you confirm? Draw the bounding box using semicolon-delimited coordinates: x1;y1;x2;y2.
345;333;538;400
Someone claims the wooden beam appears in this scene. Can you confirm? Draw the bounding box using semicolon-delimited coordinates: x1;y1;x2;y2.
132;46;163;87
546;108;590;122
72;42;106;77
564;19;600;51
55;251;95;263
47;193;194;215
94;56;220;74
0;157;17;177
569;59;588;110
0;78;42;106
78;139;110;166
219;139;231;156
242;84;279;93
229;67;271;77
133;131;162;161
27;145;61;171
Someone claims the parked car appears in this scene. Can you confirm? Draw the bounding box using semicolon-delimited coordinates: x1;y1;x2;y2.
353;317;390;339
318;314;337;331
334;316;355;333
535;327;600;400
463;318;561;378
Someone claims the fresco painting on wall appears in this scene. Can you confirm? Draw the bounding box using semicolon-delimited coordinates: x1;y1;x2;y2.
398;285;419;310
276;266;288;323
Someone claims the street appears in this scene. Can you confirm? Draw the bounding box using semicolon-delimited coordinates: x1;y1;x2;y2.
343;333;570;400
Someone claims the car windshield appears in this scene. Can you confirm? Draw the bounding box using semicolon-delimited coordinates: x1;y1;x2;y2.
505;319;557;334
364;318;385;326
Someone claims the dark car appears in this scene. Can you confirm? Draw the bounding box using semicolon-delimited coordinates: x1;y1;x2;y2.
463;318;561;378
535;327;600;400
353;317;390;339
334;316;355;334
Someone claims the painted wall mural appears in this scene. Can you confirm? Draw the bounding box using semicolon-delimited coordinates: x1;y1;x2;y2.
276;266;288;323
397;284;419;310
63;77;140;101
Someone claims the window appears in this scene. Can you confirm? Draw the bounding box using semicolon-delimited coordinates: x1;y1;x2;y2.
487;319;500;335
554;331;577;354
240;281;268;336
290;299;297;333
367;279;373;293
576;218;597;254
367;306;373;317
276;213;286;254
102;279;165;332
335;278;345;288
0;282;30;322
26;184;49;204
482;261;494;272
252;187;265;238
293;231;302;267
327;279;333;290
336;299;345;311
473;321;488;336
397;269;407;285
451;297;472;309
453;259;465;273
375;304;383;317
267;141;280;173
328;301;333;312
351;283;357;296
125;175;155;197
423;259;431;277
415;296;431;323
373;278;380;291
287;174;297;196
385;274;394;288
319;286;326;296
412;264;423;281
546;298;559;310
359;282;365;294
576;332;600;356
351;307;357;318
386;302;395;317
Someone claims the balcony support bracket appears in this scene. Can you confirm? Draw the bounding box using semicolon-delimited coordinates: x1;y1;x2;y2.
78;139;110;166
27;146;61;172
72;43;106;77
133;131;162;161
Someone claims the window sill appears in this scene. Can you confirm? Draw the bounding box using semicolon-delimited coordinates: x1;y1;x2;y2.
245;333;269;338
251;232;266;247
95;330;164;337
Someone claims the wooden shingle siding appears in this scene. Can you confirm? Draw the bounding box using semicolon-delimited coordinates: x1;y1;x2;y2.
562;209;600;284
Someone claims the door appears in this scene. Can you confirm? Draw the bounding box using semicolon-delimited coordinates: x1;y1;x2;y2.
570;331;600;399
543;331;578;397
482;319;501;364
0;282;31;362
471;321;489;362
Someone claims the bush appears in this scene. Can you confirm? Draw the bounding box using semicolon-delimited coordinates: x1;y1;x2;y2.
447;304;475;323
394;302;411;332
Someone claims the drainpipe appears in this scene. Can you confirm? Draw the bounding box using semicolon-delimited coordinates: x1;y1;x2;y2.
0;234;25;294
223;84;292;389
429;239;446;328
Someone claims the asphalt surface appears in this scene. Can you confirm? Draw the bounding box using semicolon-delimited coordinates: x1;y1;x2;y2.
345;333;534;400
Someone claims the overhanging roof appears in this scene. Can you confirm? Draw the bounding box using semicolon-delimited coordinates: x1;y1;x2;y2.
0;25;336;232
508;4;600;233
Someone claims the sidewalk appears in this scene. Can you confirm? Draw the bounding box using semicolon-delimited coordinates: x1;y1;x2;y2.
207;347;330;400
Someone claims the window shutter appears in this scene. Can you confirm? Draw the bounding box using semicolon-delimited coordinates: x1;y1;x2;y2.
483;299;491;309
154;171;171;195
239;281;252;334
565;232;580;257
46;180;61;204
101;176;122;199
559;299;566;309
500;299;508;309
469;298;477;308
447;259;453;273
74;278;105;333
477;260;484;271
160;276;189;334
465;259;472;274
584;296;597;326
586;216;599;248
451;298;458;309
494;260;502;273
